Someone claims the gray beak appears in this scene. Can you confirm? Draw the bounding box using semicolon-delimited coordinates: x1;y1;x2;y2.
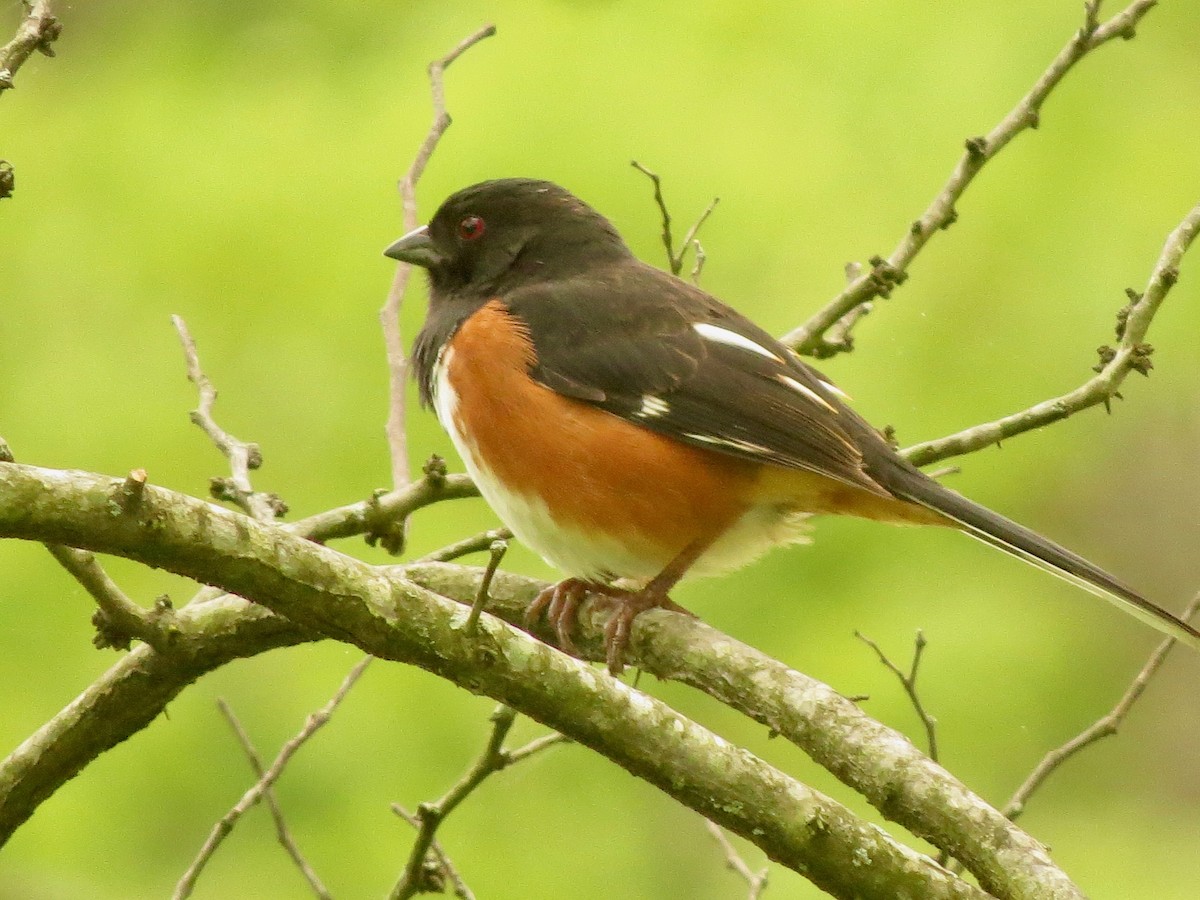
383;225;443;267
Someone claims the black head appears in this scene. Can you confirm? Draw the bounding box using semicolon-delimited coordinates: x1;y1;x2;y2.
384;178;631;295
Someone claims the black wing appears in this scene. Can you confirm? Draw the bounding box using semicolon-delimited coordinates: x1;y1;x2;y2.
502;259;890;496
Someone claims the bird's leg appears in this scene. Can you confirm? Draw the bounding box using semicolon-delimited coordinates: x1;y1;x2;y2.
599;543;707;675
525;538;712;675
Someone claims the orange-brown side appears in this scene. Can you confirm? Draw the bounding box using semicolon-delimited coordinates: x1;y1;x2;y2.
444;301;759;560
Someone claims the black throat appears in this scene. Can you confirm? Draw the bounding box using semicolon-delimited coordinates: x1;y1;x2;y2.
412;292;491;409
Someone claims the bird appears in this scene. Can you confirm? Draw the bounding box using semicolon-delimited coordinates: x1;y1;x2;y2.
384;177;1200;674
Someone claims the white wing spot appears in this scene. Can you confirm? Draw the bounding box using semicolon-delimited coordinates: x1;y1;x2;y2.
693;323;781;361
777;374;838;413
683;433;773;456
818;378;852;401
635;395;670;419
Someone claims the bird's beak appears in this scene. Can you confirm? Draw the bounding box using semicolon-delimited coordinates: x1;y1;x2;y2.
383;225;443;267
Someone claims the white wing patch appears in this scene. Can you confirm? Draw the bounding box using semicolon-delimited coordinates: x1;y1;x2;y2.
683;432;773;457
634;395;670;419
693;322;781;361
776;374;837;413
818;378;851;401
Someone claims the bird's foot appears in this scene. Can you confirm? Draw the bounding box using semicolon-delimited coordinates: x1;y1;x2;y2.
525;578;692;675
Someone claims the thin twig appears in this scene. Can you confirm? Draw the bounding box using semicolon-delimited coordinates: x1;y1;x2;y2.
704;820;769;899
902;199;1200;468
216;700;332;899
1;1;61;198
174;657;372;899
0;1;60;96
504;730;571;765
45;544;173;651
821;262;870;355
2;441;171;650
381;24;496;491
389;705;566;900
415;527;512;563
690;239;708;285
1003;591;1200;821
463;539;507;634
856;631;939;762
390;806;476;900
172;315;286;522
630;161;719;277
286;470;478;550
783;0;1161;357
630;161;675;271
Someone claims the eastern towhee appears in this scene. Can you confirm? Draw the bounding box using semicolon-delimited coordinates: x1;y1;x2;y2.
385;178;1200;674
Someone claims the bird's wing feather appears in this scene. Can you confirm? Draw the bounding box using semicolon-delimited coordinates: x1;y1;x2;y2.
502;260;889;496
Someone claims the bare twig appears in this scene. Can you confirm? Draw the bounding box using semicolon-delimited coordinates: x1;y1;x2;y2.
705;820;769;899
0;1;60;95
630;161;719;277
172;315;286;522
415;527;512;563
856;631;939;762
389;705;567;900
1003;591;1200;821
286;470;478;551
381;24;496;491
391;805;476;900
174;656;372;899
463;539;507;634
2;442;172;651
45;544;174;651
783;0;1161;357
903;199;1200;468
821;262;870;355
1;0;61;199
690;239;708;285
216;700;331;899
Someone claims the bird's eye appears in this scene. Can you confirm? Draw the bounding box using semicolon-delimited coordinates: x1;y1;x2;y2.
457;215;486;241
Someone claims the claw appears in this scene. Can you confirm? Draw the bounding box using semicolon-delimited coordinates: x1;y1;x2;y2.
526;578;695;675
526;578;611;656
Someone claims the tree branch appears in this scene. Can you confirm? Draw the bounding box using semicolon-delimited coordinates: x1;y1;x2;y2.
0;0;61;198
705;820;769;900
213;700;332;899
0;463;1000;899
380;24;496;491
782;0;1160;357
406;564;1084;900
173;315;287;522
630;160;719;278
0;1;60;97
855;630;939;763
1003;591;1200;821
389;705;563;900
0;592;315;846
902;198;1200;468
174;658;370;898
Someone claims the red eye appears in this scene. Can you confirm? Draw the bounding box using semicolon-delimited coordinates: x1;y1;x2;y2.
457;215;486;241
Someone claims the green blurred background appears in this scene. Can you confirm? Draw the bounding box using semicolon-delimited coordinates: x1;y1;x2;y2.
3;2;1199;897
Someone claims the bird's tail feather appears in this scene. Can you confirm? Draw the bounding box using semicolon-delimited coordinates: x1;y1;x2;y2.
896;476;1200;650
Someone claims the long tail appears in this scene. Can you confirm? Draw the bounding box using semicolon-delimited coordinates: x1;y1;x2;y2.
891;471;1200;650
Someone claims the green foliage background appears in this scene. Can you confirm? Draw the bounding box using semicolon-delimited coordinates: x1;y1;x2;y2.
3;2;1199;897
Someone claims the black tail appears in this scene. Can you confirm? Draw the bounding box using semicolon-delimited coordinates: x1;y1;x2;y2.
892;471;1200;650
